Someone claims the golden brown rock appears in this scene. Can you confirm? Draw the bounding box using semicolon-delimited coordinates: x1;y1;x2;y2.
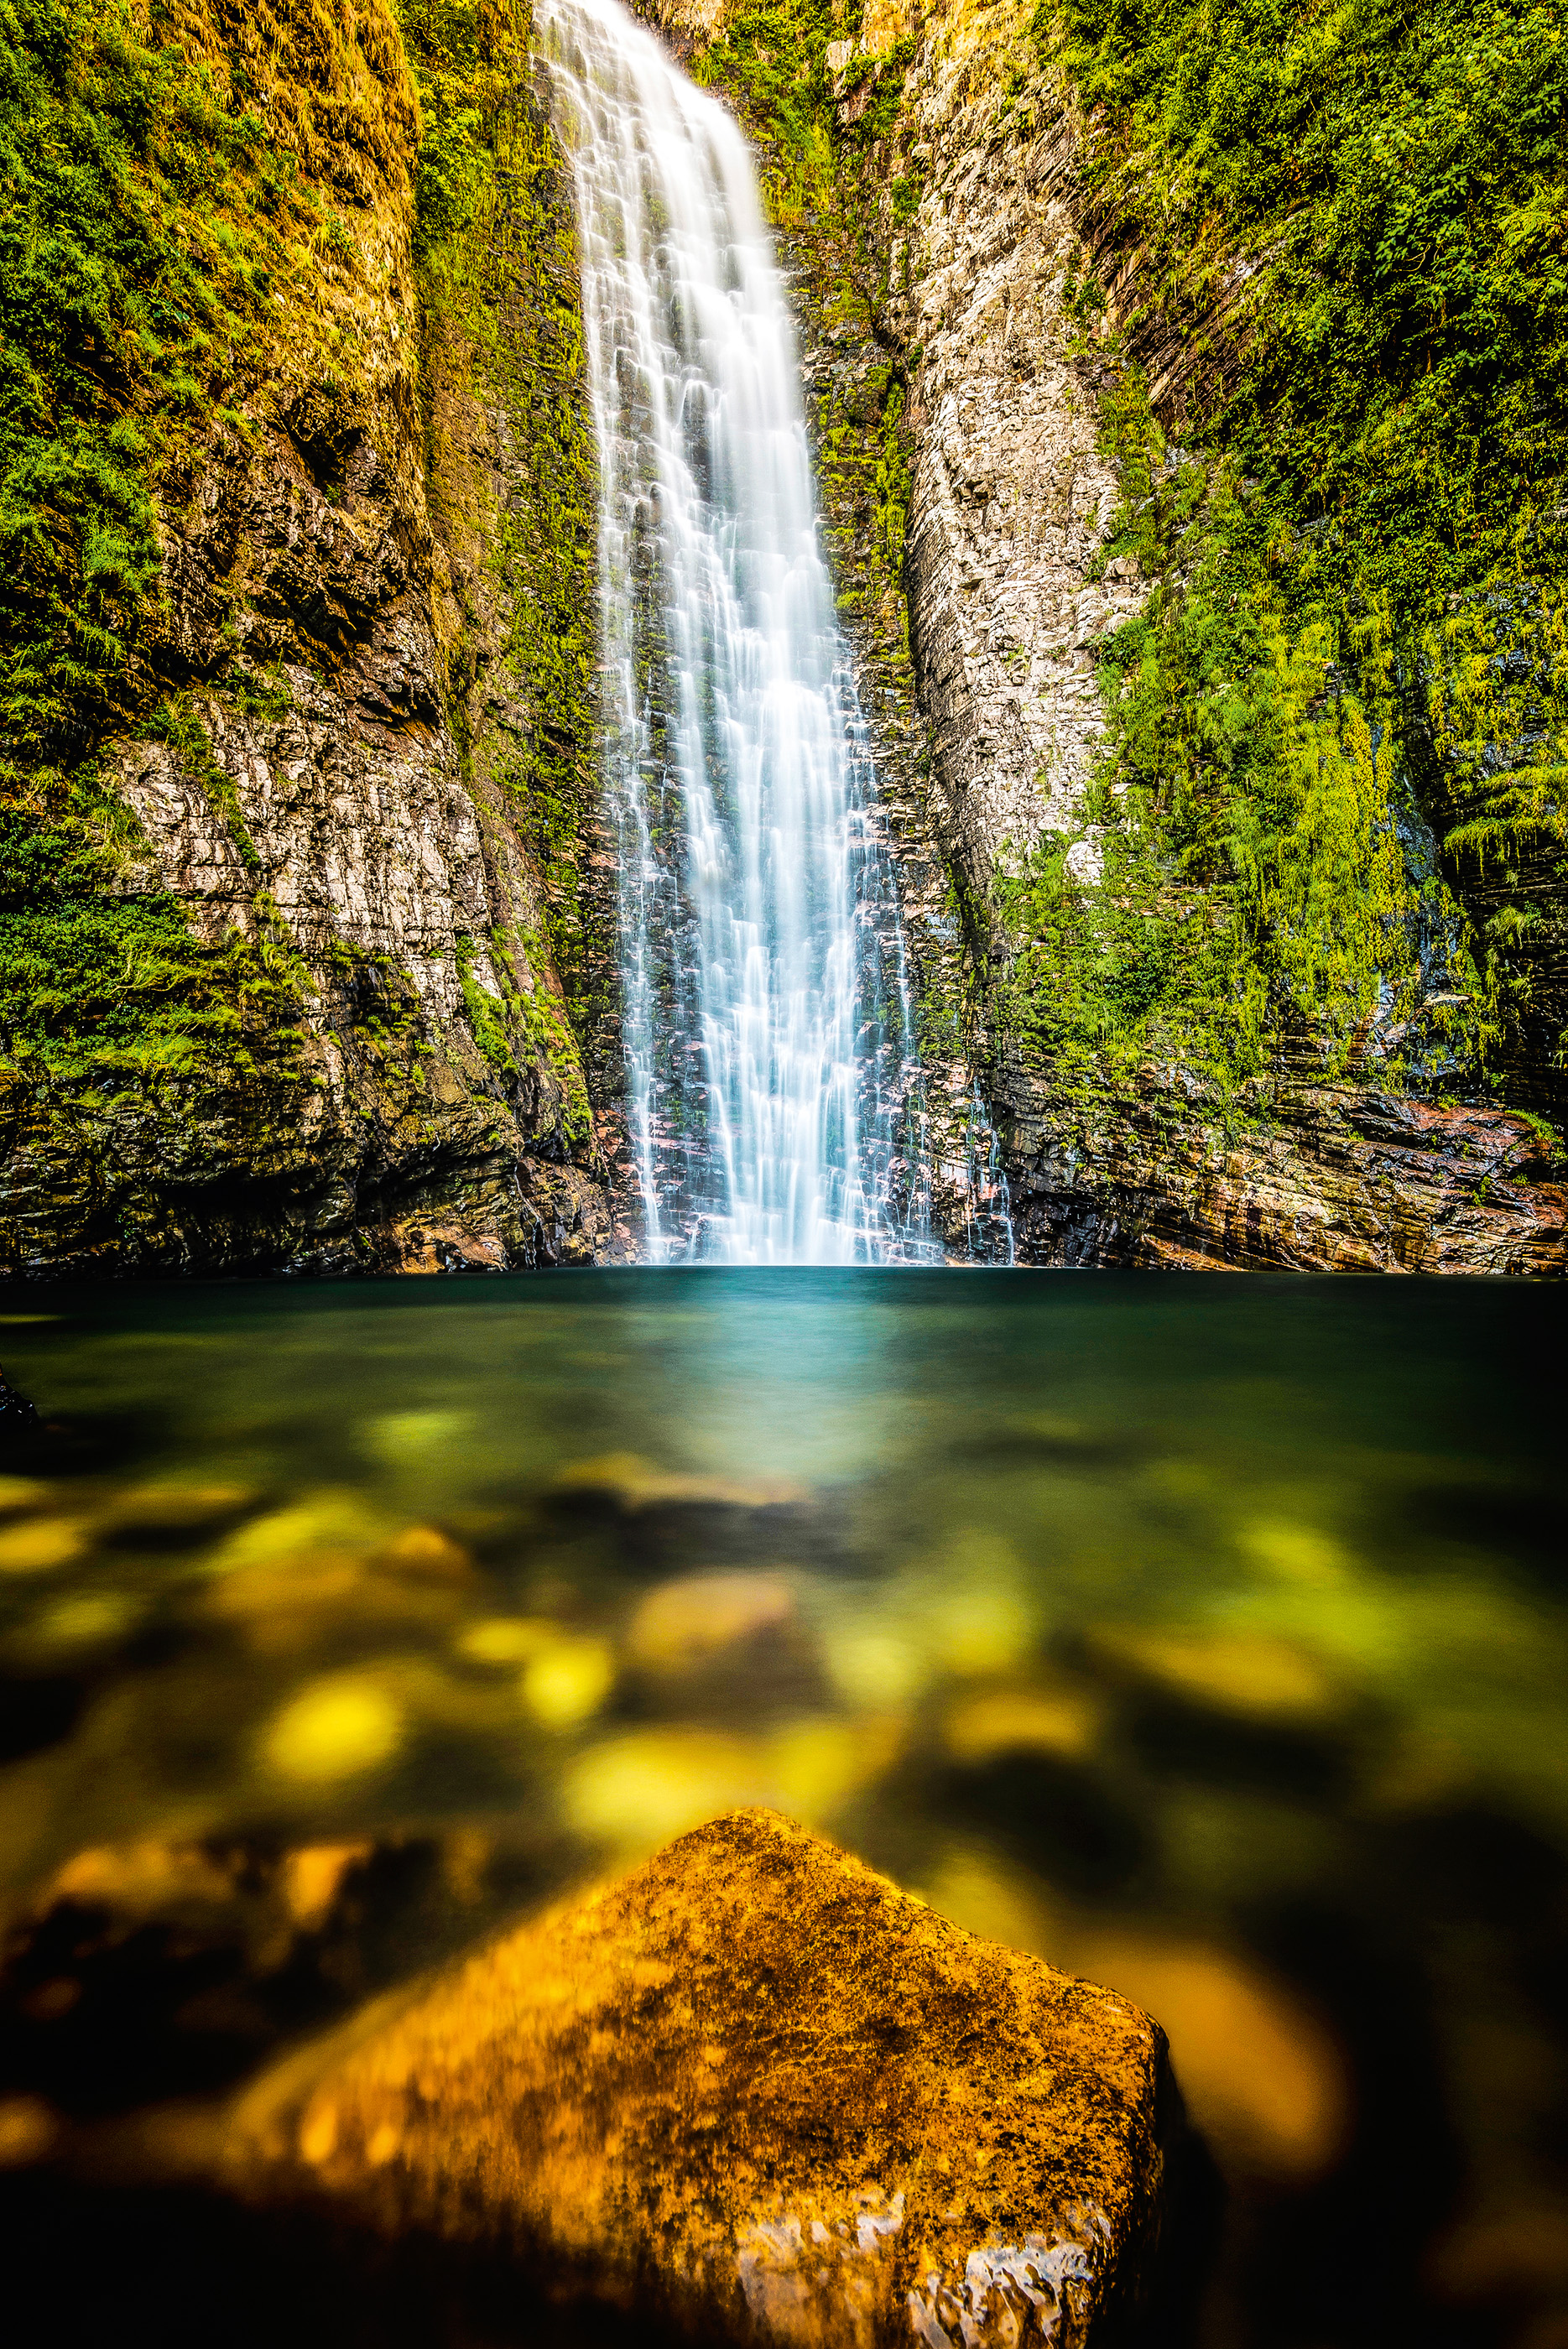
220;1810;1173;2346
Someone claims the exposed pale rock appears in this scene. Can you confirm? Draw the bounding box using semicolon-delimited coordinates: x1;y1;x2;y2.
217;1810;1175;2344
899;54;1141;904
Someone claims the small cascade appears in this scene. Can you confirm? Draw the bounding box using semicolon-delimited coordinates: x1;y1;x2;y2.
961;1081;1017;1265
538;0;936;1264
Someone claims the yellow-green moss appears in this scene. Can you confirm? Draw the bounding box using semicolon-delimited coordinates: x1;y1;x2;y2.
404;0;612;1102
1024;0;1568;1119
0;0;417;1138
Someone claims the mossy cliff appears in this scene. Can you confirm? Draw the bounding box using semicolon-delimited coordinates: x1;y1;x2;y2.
0;0;622;1273
6;0;1566;1272
645;0;1568;1270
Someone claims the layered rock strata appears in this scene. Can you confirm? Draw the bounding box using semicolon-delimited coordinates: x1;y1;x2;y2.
1003;1062;1567;1273
0;0;618;1276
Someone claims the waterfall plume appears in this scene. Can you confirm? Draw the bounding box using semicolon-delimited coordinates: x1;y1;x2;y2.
539;0;934;1265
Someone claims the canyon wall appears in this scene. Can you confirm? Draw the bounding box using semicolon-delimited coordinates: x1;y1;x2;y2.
3;0;1565;1273
657;0;1568;1272
0;0;621;1273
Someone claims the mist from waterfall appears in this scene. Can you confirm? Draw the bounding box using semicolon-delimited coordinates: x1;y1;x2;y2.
538;0;935;1265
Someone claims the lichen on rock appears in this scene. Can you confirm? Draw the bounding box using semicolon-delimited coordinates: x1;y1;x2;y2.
216;1808;1180;2343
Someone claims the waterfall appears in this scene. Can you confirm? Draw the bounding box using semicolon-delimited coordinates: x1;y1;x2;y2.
538;0;935;1265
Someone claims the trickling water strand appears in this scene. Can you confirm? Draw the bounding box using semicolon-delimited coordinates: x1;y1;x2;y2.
964;1081;1016;1266
539;0;935;1264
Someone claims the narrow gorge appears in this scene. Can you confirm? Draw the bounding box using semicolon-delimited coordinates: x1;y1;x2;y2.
2;0;1565;1271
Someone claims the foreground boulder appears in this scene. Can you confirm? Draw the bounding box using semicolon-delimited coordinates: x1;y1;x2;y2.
216;1810;1177;2345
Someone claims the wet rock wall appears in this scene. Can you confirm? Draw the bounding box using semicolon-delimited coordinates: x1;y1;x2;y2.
654;0;1568;1273
0;0;619;1275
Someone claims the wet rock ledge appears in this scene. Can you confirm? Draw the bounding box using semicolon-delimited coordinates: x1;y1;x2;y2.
175;1810;1176;2346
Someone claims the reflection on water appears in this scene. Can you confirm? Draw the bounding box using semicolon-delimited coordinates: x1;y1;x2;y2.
0;1270;1564;2345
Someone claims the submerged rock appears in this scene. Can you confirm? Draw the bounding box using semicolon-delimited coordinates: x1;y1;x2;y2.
544;1456;835;1575
628;1570;798;1669
216;1810;1177;2344
0;1827;575;2117
0;1366;39;1430
1081;1627;1343;1727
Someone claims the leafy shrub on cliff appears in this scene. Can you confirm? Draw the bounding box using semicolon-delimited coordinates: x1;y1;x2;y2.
397;0;494;257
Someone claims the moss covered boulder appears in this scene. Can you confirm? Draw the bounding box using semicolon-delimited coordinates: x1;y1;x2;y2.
218;1809;1178;2344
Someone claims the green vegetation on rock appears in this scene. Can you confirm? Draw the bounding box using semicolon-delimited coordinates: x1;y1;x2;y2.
0;0;418;1159
690;1;919;695
686;0;1567;1145
1004;0;1568;1117
0;0;409;753
403;0;610;1122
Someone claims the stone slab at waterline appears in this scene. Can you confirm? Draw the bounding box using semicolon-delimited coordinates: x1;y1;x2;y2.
216;1809;1173;2345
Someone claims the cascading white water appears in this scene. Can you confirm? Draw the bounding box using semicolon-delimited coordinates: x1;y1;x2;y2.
538;0;934;1264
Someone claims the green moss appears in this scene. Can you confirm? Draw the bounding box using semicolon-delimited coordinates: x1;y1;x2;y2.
0;0;415;1158
402;0;611;1105
0;760;307;1101
145;693;260;873
0;0;383;757
993;367;1494;1113
510;925;593;1145
455;928;518;1077
1006;0;1568;1116
691;0;1568;1125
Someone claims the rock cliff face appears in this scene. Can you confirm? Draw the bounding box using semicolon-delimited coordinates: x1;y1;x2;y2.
0;0;619;1274
656;0;1568;1273
4;0;1564;1273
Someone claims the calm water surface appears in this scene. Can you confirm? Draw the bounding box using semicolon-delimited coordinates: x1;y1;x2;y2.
0;1271;1563;2346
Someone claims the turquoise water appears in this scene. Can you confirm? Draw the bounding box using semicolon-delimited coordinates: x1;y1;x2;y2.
0;1270;1564;2346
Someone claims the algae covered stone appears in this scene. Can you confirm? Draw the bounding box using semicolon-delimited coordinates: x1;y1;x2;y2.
221;1810;1175;2344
